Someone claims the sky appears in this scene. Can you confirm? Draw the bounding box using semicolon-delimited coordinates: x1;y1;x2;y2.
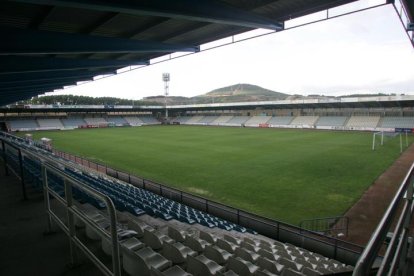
48;0;414;100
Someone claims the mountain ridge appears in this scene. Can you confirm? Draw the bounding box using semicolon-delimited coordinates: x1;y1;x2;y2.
145;83;290;104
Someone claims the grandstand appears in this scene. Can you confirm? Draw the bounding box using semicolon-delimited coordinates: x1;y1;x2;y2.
2;115;162;131
125;117;144;126
245;116;272;127
8;119;39;131
84;117;109;126
183;116;204;125
315;117;348;128
195;116;220;125
211;116;233;125
173;116;192;124
290;116;319;127
379;117;414;128
61;117;87;129
268;116;295;126
140;117;162;125
37;118;64;130
224;116;251;126
346;116;380;129
5;113;414;132
107;116;128;126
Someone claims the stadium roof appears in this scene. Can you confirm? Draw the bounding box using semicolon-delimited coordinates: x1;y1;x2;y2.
2;95;414;113
1;0;410;107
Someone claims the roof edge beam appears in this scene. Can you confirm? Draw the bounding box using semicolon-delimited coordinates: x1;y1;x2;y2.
0;27;199;55
0;81;76;92
0;56;146;74
10;0;283;30
0;70;109;84
0;78;92;89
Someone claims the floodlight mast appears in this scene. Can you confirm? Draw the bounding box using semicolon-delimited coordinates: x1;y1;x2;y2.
162;73;170;119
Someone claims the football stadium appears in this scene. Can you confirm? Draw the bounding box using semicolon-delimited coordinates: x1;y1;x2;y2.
1;1;414;276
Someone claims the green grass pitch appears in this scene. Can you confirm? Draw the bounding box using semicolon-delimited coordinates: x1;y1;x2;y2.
27;126;412;225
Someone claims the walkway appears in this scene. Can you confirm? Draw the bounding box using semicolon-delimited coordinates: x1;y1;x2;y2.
340;143;414;246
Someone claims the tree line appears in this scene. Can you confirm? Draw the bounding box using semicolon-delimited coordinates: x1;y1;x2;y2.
24;95;159;106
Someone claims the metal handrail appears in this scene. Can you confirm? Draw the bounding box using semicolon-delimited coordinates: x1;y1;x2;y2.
42;162;121;276
0;133;121;276
353;162;414;275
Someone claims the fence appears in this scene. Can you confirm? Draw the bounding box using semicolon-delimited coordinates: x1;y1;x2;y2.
52;148;364;265
300;216;349;238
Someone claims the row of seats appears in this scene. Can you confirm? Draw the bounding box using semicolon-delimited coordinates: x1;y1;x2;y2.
173;115;414;129
7;115;414;131
6;116;161;131
80;207;353;276
7;146;253;235
71;170;253;233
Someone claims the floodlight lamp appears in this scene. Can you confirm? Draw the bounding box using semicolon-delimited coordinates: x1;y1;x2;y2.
162;73;170;82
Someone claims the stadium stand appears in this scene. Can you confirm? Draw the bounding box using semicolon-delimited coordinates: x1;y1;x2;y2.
1;132;355;276
172;116;191;124
224;116;250;126
107;116;128;125
211;116;234;125
267;116;294;126
245;116;272;126
61;117;87;128
182;116;204;125
315;116;348;127
5;114;414;133
8;119;39;131
139;117;162;125
346;116;380;128
379;116;414;128
36;118;64;129
7;114;414;132
290;116;319;126
196;116;220;124
124;116;144;126
84;117;108;126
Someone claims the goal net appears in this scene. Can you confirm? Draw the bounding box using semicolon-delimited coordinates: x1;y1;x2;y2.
372;131;408;152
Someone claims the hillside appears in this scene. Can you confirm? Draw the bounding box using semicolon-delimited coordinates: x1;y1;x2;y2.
204;83;287;97
192;83;288;104
144;83;289;105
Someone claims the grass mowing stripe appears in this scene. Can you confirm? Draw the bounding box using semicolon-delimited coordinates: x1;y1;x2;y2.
26;126;412;225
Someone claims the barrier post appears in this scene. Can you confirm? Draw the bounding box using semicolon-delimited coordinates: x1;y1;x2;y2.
1;140;9;176
41;163;53;233
64;179;78;265
18;149;27;200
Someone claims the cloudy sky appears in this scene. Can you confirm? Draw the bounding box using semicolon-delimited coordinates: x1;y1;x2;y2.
49;0;414;100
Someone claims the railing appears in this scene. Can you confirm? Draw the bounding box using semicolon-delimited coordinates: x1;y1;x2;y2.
392;0;414;47
300;216;349;238
353;162;414;275
0;133;121;276
51;147;364;265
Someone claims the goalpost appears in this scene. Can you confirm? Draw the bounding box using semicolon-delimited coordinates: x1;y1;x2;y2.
372;131;409;153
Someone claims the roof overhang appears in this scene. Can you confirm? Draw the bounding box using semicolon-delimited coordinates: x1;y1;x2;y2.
1;0;368;105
